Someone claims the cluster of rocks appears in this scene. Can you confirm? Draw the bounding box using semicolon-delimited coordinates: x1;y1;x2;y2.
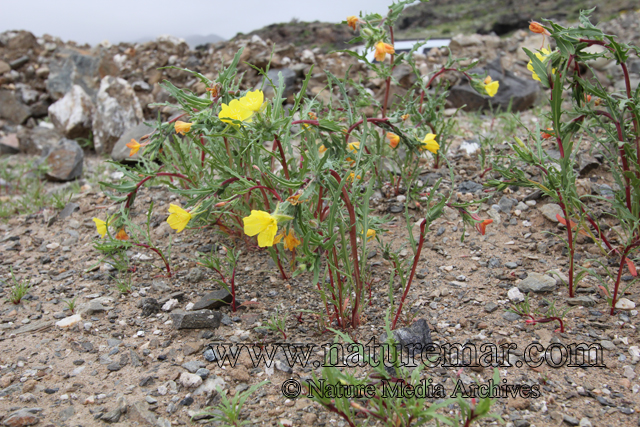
1;8;640;176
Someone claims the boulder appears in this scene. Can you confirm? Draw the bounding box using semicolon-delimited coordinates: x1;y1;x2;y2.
447;58;539;112
17;126;63;155
0;30;38;51
261;68;297;99
48;85;94;139
46;48;118;100
41;138;84;181
92;76;144;155
0;90;31;124
517;272;556;293
111;122;153;162
0;133;19;154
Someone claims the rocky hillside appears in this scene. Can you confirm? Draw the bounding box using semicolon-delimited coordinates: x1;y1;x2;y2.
397;0;640;38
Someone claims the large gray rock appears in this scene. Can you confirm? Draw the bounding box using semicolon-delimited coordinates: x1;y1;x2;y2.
379;318;433;359
45;48;118;100
48;85;94;139
171;310;222;330
0;90;30;124
261;68;297;99
539;203;564;222
111;123;153;162
92;76;144;155
41;138;84;181
17;126;63;155
448;58;539;112
517;272;556;293
192;289;233;311
0;133;19;154
2;407;40;426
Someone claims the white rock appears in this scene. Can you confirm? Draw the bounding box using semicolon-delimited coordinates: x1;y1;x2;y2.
162;299;179;311
48;85;94;138
623;365;636;380
179;372;203;388
55;314;82;328
616;298;636;310
508;287;525;302
193;377;226;396
629;346;640;364
92;76;143;154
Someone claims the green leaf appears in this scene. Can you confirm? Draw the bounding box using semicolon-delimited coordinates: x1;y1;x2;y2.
522;48;550;89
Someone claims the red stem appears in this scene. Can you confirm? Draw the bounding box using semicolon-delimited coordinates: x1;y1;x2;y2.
329;170;363;328
392;218;427;329
611;246;633;315
557;193;575;298
131;243;171;277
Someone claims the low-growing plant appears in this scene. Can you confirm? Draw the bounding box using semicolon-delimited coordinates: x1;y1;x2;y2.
265;309;287;340
488;13;640;314
509;294;570;333
303;314;503;427
197;246;240;311
64;297;78;313
193;380;269;426
92;0;495;331
6;269;31;305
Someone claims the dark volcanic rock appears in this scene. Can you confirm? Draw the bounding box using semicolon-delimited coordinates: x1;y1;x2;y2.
192;289;233;311
171;310;222;330
448;58;539;112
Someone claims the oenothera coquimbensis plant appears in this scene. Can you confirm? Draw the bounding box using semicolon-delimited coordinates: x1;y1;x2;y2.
488;12;640;314
91;0;497;330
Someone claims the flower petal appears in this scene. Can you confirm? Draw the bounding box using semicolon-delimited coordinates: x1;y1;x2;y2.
243;210;275;237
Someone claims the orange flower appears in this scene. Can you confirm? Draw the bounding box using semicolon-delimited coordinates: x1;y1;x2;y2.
529;21;550;36
401;114;410;121
540;128;554;139
174;121;192;135
387;132;400;149
287;194;308;205
475;219;493;235
115;228;129;241
126;139;141;157
346;16;360;31
374;42;395;62
283;230;301;251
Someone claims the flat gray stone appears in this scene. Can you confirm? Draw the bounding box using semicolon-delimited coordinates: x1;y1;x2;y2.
171;310;222;330
566;296;596;307
517;272;556;293
539;204;564;223
192;289;232;311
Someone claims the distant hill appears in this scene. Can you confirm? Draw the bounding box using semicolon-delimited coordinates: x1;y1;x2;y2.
232;0;638;52
182;33;224;48
396;0;639;38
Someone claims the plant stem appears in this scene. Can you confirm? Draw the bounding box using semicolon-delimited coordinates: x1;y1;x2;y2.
557;194;575;298
392;219;427;329
131;243;171;277
381;25;395;118
329;170;363;328
611;246;632;315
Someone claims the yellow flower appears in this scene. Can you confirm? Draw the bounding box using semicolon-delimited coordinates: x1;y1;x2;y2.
401;114;410;121
219;99;254;124
347;16;359;31
347;172;362;181
283;230;301;251
93;218;109;238
420;133;439;154
346;141;360;163
126;139;141;157
374;42;395;62
318;144;327;155
239;90;264;113
483;76;499;97
243;210;278;247
527;48;554;82
366;229;376;242
167;204;193;233
387;132;400;149
174;121;192;135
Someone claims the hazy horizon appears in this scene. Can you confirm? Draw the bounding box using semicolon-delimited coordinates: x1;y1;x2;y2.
0;0;406;46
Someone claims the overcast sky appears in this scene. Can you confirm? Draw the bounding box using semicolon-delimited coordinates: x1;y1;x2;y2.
0;0;406;45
